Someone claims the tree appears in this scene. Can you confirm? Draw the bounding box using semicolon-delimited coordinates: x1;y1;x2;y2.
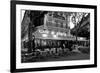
28;11;48;53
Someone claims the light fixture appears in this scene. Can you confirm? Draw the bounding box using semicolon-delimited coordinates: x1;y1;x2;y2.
51;31;55;35
63;33;67;36
53;34;57;38
42;34;48;37
78;37;86;40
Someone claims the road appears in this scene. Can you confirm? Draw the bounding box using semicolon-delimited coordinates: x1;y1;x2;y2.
22;52;90;63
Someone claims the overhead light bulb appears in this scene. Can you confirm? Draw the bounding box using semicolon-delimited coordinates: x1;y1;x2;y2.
53;35;57;38
51;31;55;35
42;34;48;37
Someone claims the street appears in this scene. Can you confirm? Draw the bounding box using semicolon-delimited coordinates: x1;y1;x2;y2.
22;52;90;63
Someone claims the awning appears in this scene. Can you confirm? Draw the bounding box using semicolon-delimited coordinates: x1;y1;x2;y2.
33;25;76;40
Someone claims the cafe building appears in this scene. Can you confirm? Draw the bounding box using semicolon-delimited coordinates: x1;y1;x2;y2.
32;12;77;51
22;11;89;53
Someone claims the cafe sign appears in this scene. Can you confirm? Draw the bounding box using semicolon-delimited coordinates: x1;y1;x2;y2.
38;29;67;37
